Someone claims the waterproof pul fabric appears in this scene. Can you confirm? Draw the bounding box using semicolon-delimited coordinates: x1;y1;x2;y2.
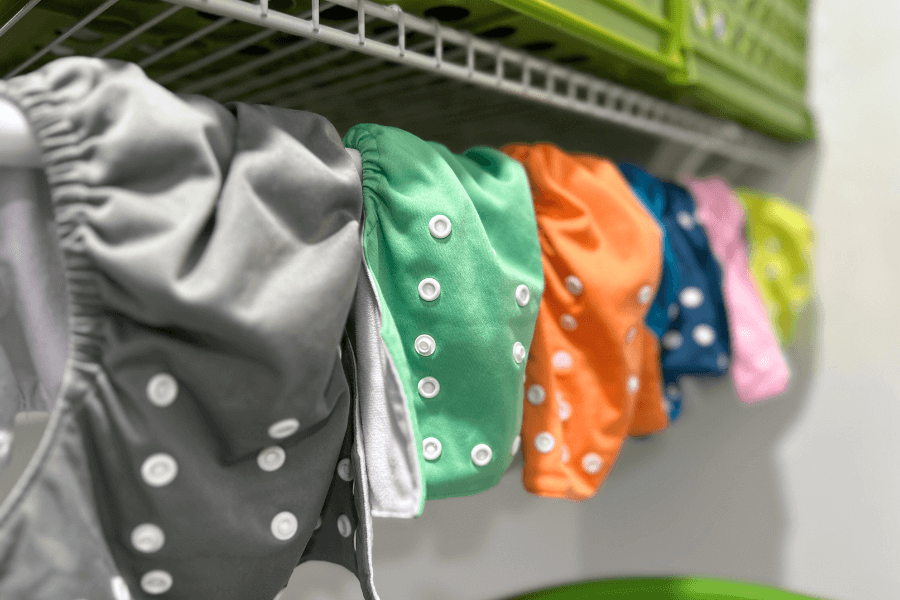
343;124;543;512
687;177;790;403
503;144;668;500
618;165;731;422
736;189;814;346
0;58;379;600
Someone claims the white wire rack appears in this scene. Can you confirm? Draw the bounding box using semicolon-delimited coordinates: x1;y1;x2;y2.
0;0;799;172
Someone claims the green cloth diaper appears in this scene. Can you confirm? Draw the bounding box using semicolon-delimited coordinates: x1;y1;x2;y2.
344;124;543;513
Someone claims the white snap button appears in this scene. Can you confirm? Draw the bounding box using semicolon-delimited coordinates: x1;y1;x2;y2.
677;211;695;229
429;214;452;238
515;284;531;306
581;453;603;474
337;514;353;538
111;576;131;600
551;350;573;370
717;353;729;369
271;511;298;541
680;287;704;308
315;517;322;530
141;453;178;487
513;342;527;363
257;446;286;472
337;458;353;481
268;418;300;440
638;285;653;305
666;384;681;398
415;334;436;356
423;437;442;460
692;324;716;347
560;314;577;331
511;435;521;455
131;523;165;554
560;444;570;464
0;430;11;460
146;373;178;407
668;303;680;320
418;376;440;398
557;396;572;422
534;432;555;454
662;331;683;350
471;443;493;466
140;570;173;595
565;275;583;296
627;375;640;394
526;384;545;406
418;277;441;301
757;354;772;370
625;327;637;344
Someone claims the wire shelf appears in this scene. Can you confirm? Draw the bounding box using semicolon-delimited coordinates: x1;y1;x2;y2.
0;0;798;170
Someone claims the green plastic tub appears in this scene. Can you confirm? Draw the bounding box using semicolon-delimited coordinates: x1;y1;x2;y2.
672;0;814;140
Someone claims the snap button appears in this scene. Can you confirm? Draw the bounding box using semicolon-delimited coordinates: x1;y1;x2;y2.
513;342;527;363
511;435;521;455
0;430;11;460
625;327;637;344
526;384;545;405
418;376;440;398
557;396;572;422
668;303;680;320
677;211;694;229
337;458;353;481
111;576;131;600
270;511;298;541
757;354;772;370
146;373;178;407
131;523;165;554
268;418;300;440
418;277;441;301
679;286;704;309
534;432;555;454
140;570;173;595
141;453;178;487
581;453;603;474
560;314;577;331
257;446;286;472
627;375;640;395
429;214;452;238
638;285;653;305
717;353;729;369
337;514;353;538
471;443;493;466
415;334;436;356
662;331;683;350
515;284;531;306
692;324;716;347
551;350;573;370
423;437;442;460
564;275;583;296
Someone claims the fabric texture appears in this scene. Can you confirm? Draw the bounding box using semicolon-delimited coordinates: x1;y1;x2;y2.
736;189;814;346
344;124;543;509
503;144;667;500
0;57;377;600
618;165;732;422
687;177;790;403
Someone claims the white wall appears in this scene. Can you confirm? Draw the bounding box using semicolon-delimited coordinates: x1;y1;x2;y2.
4;0;900;599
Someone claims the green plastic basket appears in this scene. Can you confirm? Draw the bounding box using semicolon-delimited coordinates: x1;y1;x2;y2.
505;577;829;600
373;0;685;99
671;0;814;140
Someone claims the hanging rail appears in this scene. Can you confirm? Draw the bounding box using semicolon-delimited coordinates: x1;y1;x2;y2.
1;0;796;170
